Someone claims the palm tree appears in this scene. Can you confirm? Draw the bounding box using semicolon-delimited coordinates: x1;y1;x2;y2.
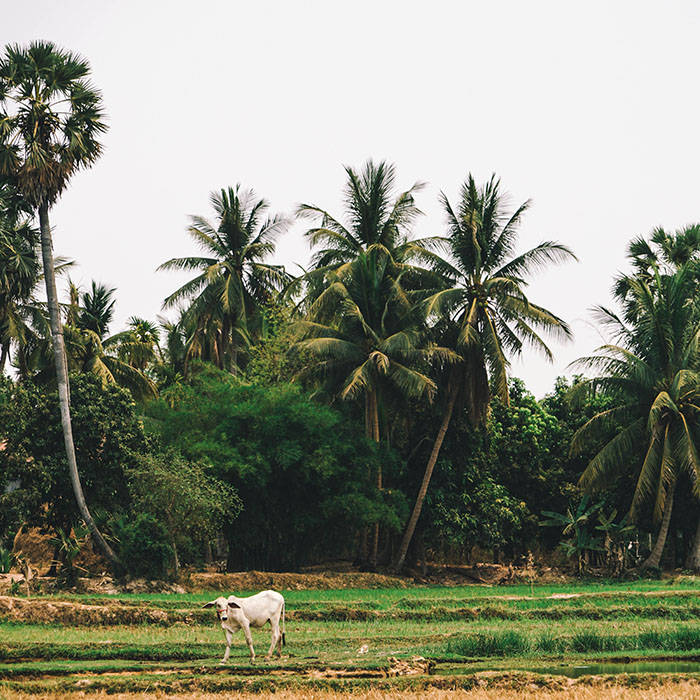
573;265;700;570
0;42;117;567
0;183;40;373
113;316;162;371
294;160;447;312
616;226;700;569
152;314;187;391
24;281;157;400
296;246;440;564
394;174;576;570
159;186;291;374
297;247;438;424
626;225;700;278
297;160;426;271
78;280;116;337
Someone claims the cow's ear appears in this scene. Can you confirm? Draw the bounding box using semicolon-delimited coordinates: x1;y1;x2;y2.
202;601;217;608
228;601;241;609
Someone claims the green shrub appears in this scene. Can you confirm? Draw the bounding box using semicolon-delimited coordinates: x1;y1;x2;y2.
118;513;174;579
446;631;528;657
536;631;564;654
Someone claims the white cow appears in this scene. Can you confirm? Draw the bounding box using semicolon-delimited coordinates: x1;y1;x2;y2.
203;590;286;664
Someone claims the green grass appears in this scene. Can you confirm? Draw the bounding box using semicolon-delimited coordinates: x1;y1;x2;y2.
438;626;700;658
5;579;700;695
37;579;700;609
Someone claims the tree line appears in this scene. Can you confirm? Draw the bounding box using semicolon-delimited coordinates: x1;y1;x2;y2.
1;41;700;578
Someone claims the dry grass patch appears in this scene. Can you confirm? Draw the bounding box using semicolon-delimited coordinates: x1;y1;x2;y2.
5;680;700;699
187;571;409;592
0;597;178;626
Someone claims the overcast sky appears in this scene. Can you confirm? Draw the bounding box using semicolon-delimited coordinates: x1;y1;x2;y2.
4;1;700;397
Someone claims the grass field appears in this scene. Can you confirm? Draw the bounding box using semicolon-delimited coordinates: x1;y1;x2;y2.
3;579;700;698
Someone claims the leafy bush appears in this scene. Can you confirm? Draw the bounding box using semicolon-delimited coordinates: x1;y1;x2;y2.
126;450;241;572
147;367;396;570
117;514;174;579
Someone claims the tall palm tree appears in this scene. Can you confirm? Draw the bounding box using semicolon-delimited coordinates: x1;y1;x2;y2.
617;226;700;569
159;186;291;374
297;160;426;270
394;174;576;570
296;160;446;564
0;42;117;567
573;264;700;569
296;246;441;564
294;160;446;310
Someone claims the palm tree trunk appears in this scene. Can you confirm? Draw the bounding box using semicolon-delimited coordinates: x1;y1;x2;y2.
223;316;238;375
38;203;119;571
16;344;28;380
166;513;179;573
213;333;222;369
231;340;238;375
369;389;380;568
0;343;8;374
641;478;676;570
357;392;374;563
685;513;700;570
393;385;458;572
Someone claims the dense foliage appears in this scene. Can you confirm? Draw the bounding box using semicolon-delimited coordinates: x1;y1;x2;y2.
146;366;399;570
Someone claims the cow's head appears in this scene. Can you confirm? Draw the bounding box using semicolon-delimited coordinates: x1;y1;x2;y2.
203;596;240;621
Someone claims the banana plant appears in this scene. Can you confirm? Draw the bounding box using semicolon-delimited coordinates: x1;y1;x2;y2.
540;496;605;574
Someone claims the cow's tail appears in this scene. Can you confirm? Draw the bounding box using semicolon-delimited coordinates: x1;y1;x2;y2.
282;601;286;646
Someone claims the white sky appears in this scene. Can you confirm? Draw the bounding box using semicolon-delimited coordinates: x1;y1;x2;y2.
4;1;700;397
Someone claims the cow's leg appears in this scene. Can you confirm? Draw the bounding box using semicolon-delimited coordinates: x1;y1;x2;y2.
241;620;255;663
266;620;280;660
220;628;233;664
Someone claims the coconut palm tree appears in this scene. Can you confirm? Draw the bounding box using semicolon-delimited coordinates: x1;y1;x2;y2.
78;281;116;338
0;183;40;373
296;245;442;564
112;316;162;371
297;247;438;426
297;160;426;270
294;160;447;313
572;264;700;569
159;186;291;374
612;226;700;569
151;314;187;391
0;41;117;566
393;174;576;570
24;281;157;400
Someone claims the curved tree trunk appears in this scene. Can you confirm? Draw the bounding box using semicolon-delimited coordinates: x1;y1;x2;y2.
38;203;119;571
641;478;676;570
685;513;700;570
393;386;459;572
